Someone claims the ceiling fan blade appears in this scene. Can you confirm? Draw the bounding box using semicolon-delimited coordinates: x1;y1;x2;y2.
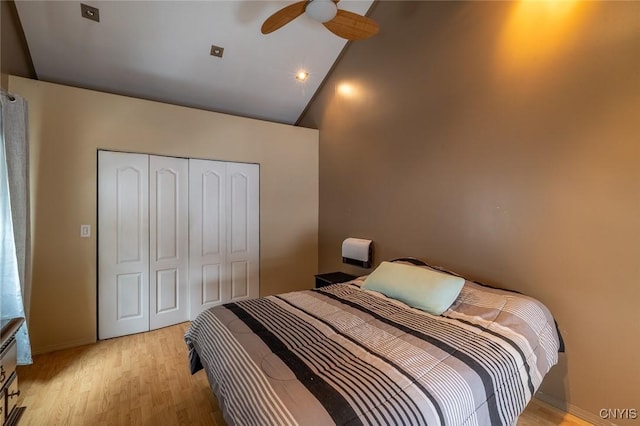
261;1;308;34
323;9;379;41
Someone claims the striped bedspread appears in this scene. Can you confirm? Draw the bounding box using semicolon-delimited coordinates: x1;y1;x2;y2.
185;279;560;426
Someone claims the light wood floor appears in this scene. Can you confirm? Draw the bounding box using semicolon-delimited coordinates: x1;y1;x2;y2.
17;323;591;425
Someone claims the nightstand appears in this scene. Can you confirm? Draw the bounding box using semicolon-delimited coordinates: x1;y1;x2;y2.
1;318;25;426
315;272;358;289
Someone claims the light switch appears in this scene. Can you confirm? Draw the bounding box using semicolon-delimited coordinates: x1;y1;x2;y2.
80;224;91;238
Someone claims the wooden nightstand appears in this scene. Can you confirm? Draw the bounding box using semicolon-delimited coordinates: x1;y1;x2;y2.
314;272;358;289
1;318;25;425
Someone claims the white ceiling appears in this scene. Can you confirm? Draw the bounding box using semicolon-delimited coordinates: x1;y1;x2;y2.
15;0;375;125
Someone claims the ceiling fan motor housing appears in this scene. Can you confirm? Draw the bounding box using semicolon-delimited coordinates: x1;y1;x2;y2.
306;0;338;23
261;0;379;41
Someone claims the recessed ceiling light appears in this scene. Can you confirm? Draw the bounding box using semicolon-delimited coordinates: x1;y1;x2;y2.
80;3;100;22
210;45;224;58
296;71;309;82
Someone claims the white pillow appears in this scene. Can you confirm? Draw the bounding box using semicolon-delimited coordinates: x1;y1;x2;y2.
362;261;464;315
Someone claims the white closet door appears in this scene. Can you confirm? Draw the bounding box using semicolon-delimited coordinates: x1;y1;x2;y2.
189;160;260;318
149;155;189;330
226;162;260;302
98;151;149;339
189;159;227;318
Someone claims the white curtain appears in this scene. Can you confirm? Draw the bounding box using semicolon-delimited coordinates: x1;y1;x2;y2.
1;91;32;365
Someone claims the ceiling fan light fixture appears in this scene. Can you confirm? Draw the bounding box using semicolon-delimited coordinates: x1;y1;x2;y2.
261;0;378;40
305;0;337;23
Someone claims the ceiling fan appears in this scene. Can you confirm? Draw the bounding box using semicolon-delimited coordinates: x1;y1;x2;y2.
261;0;379;41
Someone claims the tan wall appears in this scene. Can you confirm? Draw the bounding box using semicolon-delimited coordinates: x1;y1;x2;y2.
9;76;318;354
1;0;35;89
299;1;640;423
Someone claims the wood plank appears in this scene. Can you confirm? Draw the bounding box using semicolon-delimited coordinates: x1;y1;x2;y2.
16;323;591;425
519;398;595;426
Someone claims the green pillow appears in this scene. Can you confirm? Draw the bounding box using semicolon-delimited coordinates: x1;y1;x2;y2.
362;261;465;315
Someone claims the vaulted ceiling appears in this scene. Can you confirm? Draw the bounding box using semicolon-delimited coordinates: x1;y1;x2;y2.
14;0;375;125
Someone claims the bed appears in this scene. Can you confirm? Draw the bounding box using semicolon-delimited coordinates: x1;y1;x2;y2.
185;259;561;425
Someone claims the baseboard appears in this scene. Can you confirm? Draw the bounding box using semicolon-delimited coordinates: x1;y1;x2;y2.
32;337;96;355
536;392;613;426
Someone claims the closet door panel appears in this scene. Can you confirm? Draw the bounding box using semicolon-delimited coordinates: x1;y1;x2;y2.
202;170;223;256
117;273;144;318
98;151;149;339
230;261;249;299
202;264;222;304
189;159;227;319
227;162;259;301
156;269;178;312
229;172;248;253
149;155;189;329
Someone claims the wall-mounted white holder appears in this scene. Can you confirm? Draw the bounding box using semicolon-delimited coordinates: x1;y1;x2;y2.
342;237;373;268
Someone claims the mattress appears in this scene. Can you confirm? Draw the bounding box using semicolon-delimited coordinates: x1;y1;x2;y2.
185;277;560;425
